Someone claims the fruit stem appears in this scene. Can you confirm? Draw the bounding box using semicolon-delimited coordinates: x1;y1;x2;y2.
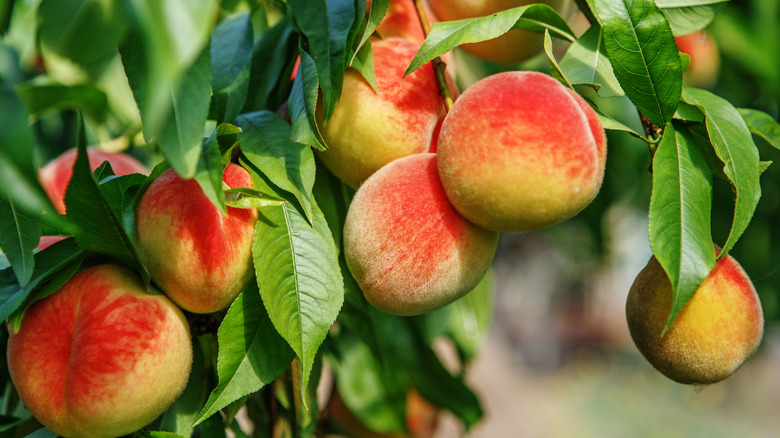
413;0;453;112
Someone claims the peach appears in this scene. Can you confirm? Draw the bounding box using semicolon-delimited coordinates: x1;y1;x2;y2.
626;252;764;385
343;153;498;316
429;0;564;64
38;147;149;214
437;71;606;232
135;163;258;314
7;264;192;438
316;37;445;188
676;31;720;88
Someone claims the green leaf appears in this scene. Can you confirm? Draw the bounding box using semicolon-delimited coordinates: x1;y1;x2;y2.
237;111;316;221
420;270;494;361
408;340;483;429
331;330;407;434
559;25;624;98
288;50;326;150
292;353;321;435
193;283;295;426
0;197;39;287
353;0;387;65
682;88;762;257
243;21;297;113
64;120;146;276
211;12;253;124
120;0;216;178
544;30;573;89
655;0;728;36
37;0;129;67
406;4;574;75
350;38;375;91
738;108;780;151
593;0;682;127
649;123;716;330
193;129;227;215
14;81;109;122
287;0;355;123
0;85;58;221
0;238;83;328
591;104;648;141
224;188;286;209
253;200;344;403
154;48;212;180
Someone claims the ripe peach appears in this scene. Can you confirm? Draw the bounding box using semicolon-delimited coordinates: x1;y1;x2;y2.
316;37;445;188
343;153;498;316
676;31;720;88
429;0;564;64
135;163;258;314
626;252;764;385
7;264;192;438
38;147;149;214
437;71;606;232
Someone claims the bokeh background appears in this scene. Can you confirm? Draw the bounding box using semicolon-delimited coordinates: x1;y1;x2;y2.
442;0;780;436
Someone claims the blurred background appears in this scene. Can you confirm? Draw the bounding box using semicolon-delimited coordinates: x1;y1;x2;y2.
442;0;780;436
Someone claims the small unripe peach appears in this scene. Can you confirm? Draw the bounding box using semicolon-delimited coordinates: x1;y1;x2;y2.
626;253;764;385
676;31;720;88
344;153;498;316
437;71;606;232
135;163;258;314
316;37;445;189
7;264;192;438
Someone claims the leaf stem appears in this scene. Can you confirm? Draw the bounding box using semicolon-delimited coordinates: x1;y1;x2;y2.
640;111;664;156
412;0;453;112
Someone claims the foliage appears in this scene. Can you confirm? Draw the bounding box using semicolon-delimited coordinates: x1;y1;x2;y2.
0;0;778;436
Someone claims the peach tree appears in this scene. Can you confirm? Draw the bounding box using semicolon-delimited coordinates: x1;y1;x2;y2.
0;0;778;436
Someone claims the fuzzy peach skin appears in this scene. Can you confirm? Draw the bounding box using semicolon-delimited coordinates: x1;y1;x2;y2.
316;37;445;189
626;253;764;385
39;147;149;214
436;71;605;232
429;0;564;64
676;31;720;88
7;264;192;438
344;153;498;316
135;163;258;314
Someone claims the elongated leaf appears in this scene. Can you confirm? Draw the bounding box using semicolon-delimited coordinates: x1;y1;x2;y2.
649;123;715;329
655;0;728;36
682;88;761;257
224;188;285;209
0;238;83;326
243;21;297;113
593;0;682;127
406;4;574;75
237;111;316;221
331;330;407;434
253;200;344;401
37;0;129;66
353;0;388;65
65;120;145;276
14;81;109;122
193;283;295;426
0;85;57;220
738;108;780;150
287;0;355;123
121;0;215;178
211;12;253;123
289;50;326;150
0;197;39;287
155;49;212;180
193;129;227;215
544;30;573;89
559;25;624;97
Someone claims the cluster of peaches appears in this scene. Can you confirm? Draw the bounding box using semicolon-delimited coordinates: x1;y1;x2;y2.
4;1;761;437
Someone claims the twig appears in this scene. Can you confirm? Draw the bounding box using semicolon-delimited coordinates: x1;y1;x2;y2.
412;0;453;112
